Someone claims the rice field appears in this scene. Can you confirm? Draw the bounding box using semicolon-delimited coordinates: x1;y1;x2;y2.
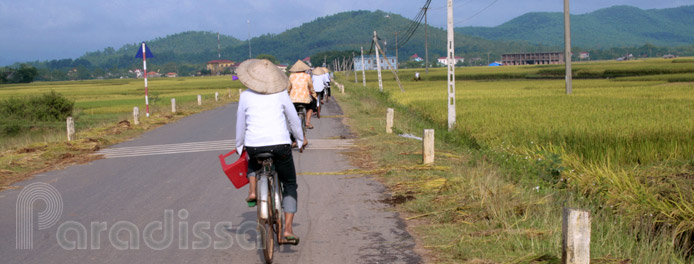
345;58;694;240
0;76;244;149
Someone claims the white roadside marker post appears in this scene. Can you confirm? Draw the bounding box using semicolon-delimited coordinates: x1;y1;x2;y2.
562;208;590;264
197;95;202;106
66;117;75;141
133;107;140;125
386;108;394;134
171;98;176;113
423;129;434;164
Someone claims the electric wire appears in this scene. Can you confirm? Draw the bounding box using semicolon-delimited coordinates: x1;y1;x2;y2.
454;0;502;25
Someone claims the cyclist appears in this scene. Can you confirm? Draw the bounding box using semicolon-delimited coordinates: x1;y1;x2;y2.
288;60;317;132
323;67;332;103
311;67;327;117
235;59;304;244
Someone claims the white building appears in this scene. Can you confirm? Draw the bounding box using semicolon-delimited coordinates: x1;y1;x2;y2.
353;56;398;71
437;56;464;65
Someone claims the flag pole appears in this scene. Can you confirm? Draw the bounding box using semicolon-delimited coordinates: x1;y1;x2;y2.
141;42;150;117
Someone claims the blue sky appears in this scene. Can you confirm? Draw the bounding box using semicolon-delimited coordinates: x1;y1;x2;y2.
0;0;690;66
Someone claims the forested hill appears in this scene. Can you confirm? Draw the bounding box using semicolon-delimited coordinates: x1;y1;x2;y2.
78;31;243;68
456;5;694;48
220;10;544;64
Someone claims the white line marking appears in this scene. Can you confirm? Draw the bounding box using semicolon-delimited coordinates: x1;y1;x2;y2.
95;139;354;158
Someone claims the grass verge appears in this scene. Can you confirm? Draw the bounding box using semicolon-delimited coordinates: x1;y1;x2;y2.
0;92;239;190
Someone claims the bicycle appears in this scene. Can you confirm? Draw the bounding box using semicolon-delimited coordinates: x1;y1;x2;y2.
296;104;307;137
252;152;298;264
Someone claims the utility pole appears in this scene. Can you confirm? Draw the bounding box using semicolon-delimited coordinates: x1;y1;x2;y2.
447;0;456;130
247;20;252;59
361;46;366;87
373;34;405;92
374;31;384;92
564;0;572;94
487;52;490;65
395;32;399;73
353;52;357;82
217;32;221;75
424;6;429;74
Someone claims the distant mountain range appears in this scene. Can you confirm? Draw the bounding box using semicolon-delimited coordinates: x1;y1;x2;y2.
10;5;694;80
78;10;544;69
456;5;694;48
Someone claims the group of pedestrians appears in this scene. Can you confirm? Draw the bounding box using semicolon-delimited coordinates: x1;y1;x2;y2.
233;58;333;245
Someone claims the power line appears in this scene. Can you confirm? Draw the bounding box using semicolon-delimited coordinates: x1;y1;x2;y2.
454;0;502;25
397;0;431;48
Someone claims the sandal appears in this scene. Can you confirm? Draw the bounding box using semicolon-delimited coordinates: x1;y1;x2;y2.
245;197;257;207
283;235;300;245
306;124;314;129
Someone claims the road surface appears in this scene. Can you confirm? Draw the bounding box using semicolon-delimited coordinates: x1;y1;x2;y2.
0;97;422;263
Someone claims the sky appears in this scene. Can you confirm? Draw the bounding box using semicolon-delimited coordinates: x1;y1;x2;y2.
0;0;691;66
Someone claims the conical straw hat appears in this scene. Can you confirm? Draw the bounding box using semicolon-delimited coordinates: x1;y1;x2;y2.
321;67;330;73
312;67;326;75
236;59;289;94
289;60;310;72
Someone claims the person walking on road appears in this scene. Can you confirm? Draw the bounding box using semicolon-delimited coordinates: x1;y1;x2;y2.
235;59;304;243
288;60;317;130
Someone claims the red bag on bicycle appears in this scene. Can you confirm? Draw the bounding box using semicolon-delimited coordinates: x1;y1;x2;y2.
219;149;249;189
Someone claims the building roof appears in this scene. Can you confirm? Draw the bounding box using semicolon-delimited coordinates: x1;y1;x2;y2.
410;53;420;58
207;59;235;64
302;56;311;62
438;56;463;59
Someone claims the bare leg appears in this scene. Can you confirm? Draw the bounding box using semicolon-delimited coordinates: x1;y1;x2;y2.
306;109;313;126
246;176;256;201
283;212;295;237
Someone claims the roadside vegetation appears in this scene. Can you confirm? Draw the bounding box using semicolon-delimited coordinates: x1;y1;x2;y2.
0;75;243;189
334;58;694;263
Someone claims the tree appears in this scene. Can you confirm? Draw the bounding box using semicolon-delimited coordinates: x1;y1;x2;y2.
256;54;278;64
1;64;39;83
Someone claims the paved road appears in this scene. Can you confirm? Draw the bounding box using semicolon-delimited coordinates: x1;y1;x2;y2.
0;97;422;263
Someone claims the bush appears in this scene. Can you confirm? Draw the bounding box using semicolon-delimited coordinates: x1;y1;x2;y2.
0;91;74;121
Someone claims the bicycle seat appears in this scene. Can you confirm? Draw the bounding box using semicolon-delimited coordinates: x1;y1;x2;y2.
253;152;274;161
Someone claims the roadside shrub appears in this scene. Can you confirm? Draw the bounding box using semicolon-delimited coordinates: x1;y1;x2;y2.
0;91;74;121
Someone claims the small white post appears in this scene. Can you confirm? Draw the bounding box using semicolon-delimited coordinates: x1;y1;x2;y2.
133;107;140;125
562;208;591;264
423;129;434;164
386;108;394;134
361;46;366;87
66;116;75;141
171;98;176;113
228;88;231;98
215;92;219;102
197;95;202;106
238;89;242;99
340;83;344;94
